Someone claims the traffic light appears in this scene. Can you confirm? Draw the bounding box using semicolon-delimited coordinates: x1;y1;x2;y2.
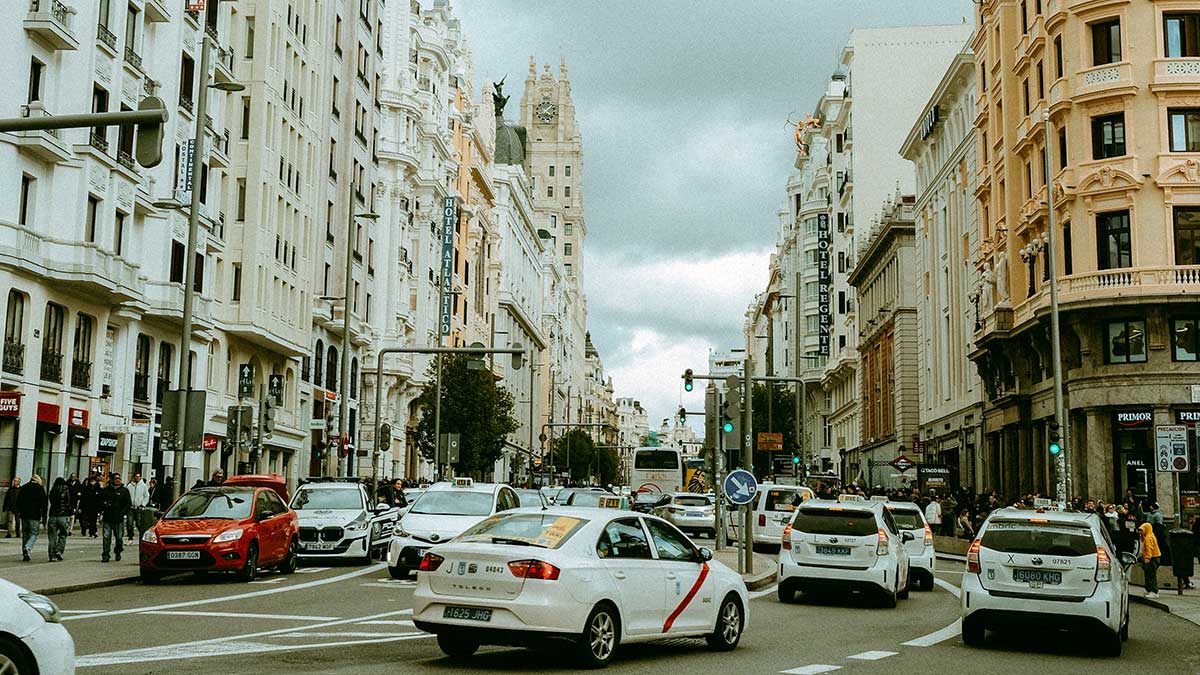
1048;420;1062;456
261;399;275;436
678;407;687;424
792;454;801;465
135;96;166;168
683;369;694;392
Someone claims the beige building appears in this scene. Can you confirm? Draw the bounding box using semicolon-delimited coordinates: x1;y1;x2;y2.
971;0;1200;513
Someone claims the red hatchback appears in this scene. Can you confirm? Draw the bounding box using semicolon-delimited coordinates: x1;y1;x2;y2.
139;475;299;583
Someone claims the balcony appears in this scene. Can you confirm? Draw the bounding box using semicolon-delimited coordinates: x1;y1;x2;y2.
1152;58;1200;93
143;280;213;329
1048;266;1200;308
40;350;63;383
133;373;150;402
123;45;143;72
0;220;143;303
116;148;136;171
208;128;230;168
11;103;72;164
1074;61;1134;103
1047;77;1069;113
215;44;234;80
24;0;79;51
179;93;194;115
3;339;24;376
144;0;170;22
95;23;116;51
70;358;91;389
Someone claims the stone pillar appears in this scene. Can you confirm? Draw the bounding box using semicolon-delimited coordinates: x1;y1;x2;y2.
1154;406;1178;519
1084;408;1111;501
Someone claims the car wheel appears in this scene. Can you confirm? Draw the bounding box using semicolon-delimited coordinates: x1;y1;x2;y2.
278;538;298;574
898;576;910;600
919;574;934;592
705;594;743;651
1120;609;1130;642
436;633;479;660
777;581;795;603
577;602;620;668
140;569;160;585
1102;628;1123;657
879;584;898;609
388;565;409;580
239;542;259;582
0;635;33;675
962;616;985;647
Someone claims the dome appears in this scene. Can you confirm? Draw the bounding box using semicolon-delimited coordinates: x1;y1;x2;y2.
494;120;526;166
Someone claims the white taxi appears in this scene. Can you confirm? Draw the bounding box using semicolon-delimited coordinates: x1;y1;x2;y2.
412;507;748;667
777;495;912;607
650;492;716;537
961;507;1133;656
883;501;936;591
726;483;814;547
0;577;74;674
289;480;398;563
386;479;521;579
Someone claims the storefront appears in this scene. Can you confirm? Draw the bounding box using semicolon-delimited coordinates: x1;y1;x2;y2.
33;402;60;479
0;391;20;483
1177;410;1200;521
1113;410;1155;503
95;431;118;478
918;463;956;494
64;407;89;479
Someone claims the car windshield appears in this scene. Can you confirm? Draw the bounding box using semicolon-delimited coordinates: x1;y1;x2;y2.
164;491;254;520
762;490;800;512
674;495;711;507
567;491;611;507
981;523;1096;556
515;490;544;508
458;513;589;549
634;492;660;504
408;490;494;516
792;508;877;536
888;509;924;530
291;488;362;511
634;450;678;469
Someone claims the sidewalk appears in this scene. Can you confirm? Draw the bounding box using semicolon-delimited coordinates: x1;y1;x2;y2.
0;527;141;595
711;545;776;591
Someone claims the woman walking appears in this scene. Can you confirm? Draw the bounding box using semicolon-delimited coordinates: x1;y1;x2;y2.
1139;522;1162;599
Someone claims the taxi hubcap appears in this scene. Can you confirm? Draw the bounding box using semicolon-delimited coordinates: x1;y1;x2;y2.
0;653;17;675
721;602;740;643
590;612;614;659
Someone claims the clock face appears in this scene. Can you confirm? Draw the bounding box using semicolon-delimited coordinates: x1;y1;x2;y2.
536;101;558;123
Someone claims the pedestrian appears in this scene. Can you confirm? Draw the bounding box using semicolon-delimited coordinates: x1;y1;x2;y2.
941;493;958;537
3;475;21;539
207;470;225;487
146;477;158;509
99;473;132;562
956;509;975;540
46;476;71;562
153;476;174;511
924;493;942;533
1139;522;1162;598
66;472;80;532
16;474;47;562
78;475;101;537
126;472;150;543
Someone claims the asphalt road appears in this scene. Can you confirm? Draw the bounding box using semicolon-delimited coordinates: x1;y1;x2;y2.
53;544;1200;675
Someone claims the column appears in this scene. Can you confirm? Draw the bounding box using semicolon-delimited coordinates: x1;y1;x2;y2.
1083;408;1111;501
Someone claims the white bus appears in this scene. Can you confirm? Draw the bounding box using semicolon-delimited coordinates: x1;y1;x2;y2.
629;447;684;496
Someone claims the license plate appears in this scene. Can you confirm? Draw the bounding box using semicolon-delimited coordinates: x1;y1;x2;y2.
1013;569;1061;585
167;550;201;560
685;512;704;518
815;545;850;556
443;606;492;622
306;542;336;551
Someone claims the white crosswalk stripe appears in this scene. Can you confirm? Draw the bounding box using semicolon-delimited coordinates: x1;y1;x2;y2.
847;650;897;660
780;666;841;675
295;567;330;574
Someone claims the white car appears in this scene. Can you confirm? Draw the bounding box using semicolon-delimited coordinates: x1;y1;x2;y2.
650;492;716;537
777;495;912;607
961;507;1133;656
412;507;748;667
883;501;936;591
0;577;74;674
726;483;814;547
289;480;398;563
387;479;521;579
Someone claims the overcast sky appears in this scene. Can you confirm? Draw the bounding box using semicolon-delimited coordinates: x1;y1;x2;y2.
456;0;974;436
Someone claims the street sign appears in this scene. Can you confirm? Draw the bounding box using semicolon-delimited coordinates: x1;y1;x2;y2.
723;468;758;505
1156;424;1189;472
757;432;783;451
176;138;194;203
238;363;255;399
439;197;457;337
889;455;916;473
268;373;284;406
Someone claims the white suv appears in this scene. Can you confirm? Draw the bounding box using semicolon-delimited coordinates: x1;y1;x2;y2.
777;495;912;607
290;480;398;563
961;508;1133;656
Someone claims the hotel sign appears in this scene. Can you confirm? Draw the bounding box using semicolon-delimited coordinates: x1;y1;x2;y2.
817;213;832;356
439;197;457;337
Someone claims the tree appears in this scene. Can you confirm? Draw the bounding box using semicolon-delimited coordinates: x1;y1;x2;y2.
412;354;519;478
549;428;595;484
750;383;797;477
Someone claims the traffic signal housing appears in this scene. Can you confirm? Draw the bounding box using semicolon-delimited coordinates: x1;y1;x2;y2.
683;369;694;392
261;399;275;436
1048;420;1062;456
135;96;166;168
678;407;687;424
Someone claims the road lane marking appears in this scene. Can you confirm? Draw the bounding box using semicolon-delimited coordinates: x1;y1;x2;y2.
143;611;339;621
847;650;896;660
780;666;841;674
934;577;961;598
78;634;432;667
277;631;414;638
901;619;962;647
296;567;330;573
361;582;416;589
63;563;385;621
356;620;415;626
248;578;284;584
748;584;778;599
60;610;102;614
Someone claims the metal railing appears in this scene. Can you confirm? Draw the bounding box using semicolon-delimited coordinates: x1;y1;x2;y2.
40;350;63;383
3;339;24;375
30;0;72;28
123;45;143;71
156;377;170;403
179;93;194;114
96;23;116;49
71;358;91;389
117;149;135;170
89;130;108;152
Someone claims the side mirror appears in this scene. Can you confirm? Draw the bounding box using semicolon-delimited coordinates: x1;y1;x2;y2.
1119;552;1138;567
697;547;713;562
374;503;392;514
901;531;915;543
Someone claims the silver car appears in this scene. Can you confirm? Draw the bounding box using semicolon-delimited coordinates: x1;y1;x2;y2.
651;492;716;537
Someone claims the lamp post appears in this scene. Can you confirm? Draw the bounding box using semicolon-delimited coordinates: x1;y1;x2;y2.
337;183;378;477
169;31;244;501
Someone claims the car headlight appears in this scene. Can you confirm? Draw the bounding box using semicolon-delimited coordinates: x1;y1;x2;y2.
346;513;370;532
141;529;158;543
19;593;62;624
213;528;245;543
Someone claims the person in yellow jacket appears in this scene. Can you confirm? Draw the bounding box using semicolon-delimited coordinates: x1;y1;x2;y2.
1139;522;1161;598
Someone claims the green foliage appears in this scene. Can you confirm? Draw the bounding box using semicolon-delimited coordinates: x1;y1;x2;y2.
413;354;520;477
750;383;798;475
548;429;619;485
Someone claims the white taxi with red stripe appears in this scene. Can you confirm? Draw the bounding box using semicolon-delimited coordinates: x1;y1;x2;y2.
411;506;748;667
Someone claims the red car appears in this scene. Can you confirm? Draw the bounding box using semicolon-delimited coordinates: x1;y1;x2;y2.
139;474;299;583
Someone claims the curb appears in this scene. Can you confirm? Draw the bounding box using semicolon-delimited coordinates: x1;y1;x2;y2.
1129;594;1175;613
744;569;777;591
36;574;141;596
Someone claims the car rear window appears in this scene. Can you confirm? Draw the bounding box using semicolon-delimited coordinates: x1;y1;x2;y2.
458;513;588;549
792;508;877;536
763;490;800;512
981;523;1096;556
887;509;924;530
674;495;711;507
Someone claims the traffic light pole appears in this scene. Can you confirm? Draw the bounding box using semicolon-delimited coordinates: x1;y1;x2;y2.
743;356;754;575
1043;110;1071;504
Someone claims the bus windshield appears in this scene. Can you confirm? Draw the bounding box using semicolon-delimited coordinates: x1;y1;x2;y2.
634;450;679;469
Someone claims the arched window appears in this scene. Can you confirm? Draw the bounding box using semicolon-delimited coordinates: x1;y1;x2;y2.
314;339;324;385
326;345;338;392
350;357;358;399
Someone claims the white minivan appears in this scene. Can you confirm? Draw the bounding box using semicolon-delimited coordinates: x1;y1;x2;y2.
726;483;814;548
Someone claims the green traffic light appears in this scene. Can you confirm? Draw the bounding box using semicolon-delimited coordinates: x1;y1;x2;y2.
684;382;693;391
722;422;734;433
792;456;800;464
1049;442;1062;456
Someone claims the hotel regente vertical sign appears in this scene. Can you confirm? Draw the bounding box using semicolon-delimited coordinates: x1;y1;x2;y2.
817;212;832;356
439;197;457;337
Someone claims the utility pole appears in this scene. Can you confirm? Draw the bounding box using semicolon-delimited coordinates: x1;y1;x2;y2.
432;197;457;479
743;354;754;574
1043;110;1071;502
795;272;804;481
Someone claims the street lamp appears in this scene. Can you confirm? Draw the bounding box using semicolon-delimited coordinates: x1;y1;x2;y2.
338;200;379;477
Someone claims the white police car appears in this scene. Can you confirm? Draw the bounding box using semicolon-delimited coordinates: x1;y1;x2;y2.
961;507;1133;656
289;480;398;563
0;577;74;674
412;507;748;667
884;501;936;591
777;495;912;607
387;479;521;579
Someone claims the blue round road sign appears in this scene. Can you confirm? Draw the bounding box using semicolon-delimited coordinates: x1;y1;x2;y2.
723;469;758;506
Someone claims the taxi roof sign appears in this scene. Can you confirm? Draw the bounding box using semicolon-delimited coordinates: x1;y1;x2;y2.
870;495;889;502
453;477;474;488
837;494;864;502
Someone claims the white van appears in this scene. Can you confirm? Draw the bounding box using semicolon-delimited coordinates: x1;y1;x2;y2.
726;483;815;548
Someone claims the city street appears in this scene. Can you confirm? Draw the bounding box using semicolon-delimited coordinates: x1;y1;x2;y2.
53;552;1200;674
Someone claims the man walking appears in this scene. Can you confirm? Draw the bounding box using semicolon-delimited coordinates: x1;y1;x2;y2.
46;476;71;562
924;492;943;536
100;473;132;562
3;475;20;539
16;474;47;561
126;472;150;543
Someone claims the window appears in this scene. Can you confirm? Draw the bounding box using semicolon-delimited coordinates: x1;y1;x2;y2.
1169;109;1200;152
596;518;652;559
548;165;555;177
1062;222;1073;275
1106;318;1146;364
1021;0;1028;31
1174;317;1200;361
1096;210;1132;270
179;53;195;103
1022;78;1030;115
1091;19;1121;65
1174;207;1200;265
1058;126;1067;169
169;240;185;282
546;186;554;198
645;519;696;561
564;243;572;256
19;175;34;225
565;263;572;276
245;17;255;58
1166;14;1200;58
564;222;573;235
85;197;99;243
114;211;125;255
1054;35;1063;78
1037;61;1044;99
838;251;846;273
27;58;43;104
564;186;571;198
91;85;109;146
1025;162;1033;198
323;263;331;295
125;3;139;50
73;314;94;365
236;178;247;220
42;302;65;358
565;165;571;177
1091;112;1125;159
232;263;242;301
240;97;251;139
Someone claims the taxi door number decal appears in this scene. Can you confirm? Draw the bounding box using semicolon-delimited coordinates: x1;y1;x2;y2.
662;563;709;633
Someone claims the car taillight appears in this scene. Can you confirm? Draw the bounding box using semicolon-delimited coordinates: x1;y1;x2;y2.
967;539;982;574
1096;546;1111;582
876;528;889;556
418;552;444;572
758;514;766;527
782;523;793;550
923;523;933;547
508;559;561;580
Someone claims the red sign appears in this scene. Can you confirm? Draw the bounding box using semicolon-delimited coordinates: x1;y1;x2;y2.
68;407;88;428
203;435;219;450
757;432;783;451
0;391;19;417
185;0;206;10
889;455;916;473
36;402;60;424
324;390;338;401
